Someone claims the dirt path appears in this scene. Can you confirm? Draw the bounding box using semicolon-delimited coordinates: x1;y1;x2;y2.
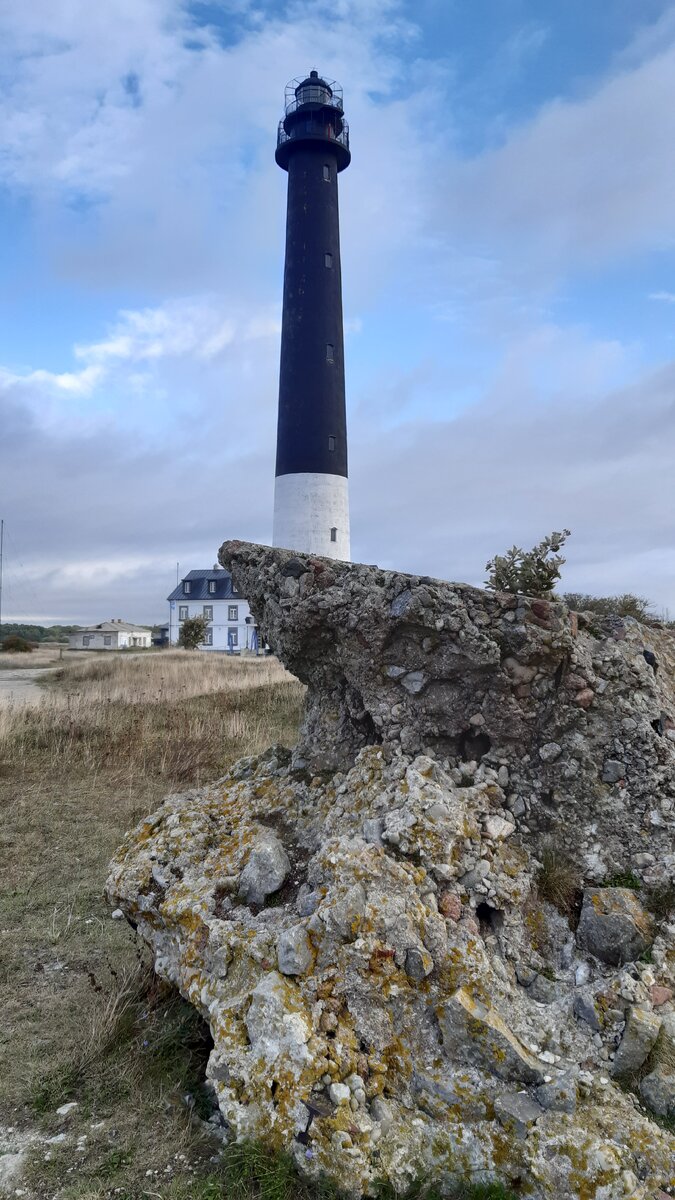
0;667;51;706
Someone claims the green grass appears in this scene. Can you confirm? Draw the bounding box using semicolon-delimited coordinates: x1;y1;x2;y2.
603;871;642;890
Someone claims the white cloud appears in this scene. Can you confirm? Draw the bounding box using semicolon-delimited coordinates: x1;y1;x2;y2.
0;363;104;396
649;291;675;304
441;38;675;281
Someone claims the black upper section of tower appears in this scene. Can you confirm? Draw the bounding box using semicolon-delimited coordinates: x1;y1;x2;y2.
274;70;350;479
276;69;351;172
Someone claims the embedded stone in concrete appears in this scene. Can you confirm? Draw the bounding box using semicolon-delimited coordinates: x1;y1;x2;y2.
639;1069;675;1117
239;831;291;906
602;760;626;784
576;888;654;966
536;1073;578;1114
573;991;601;1032
494;1092;542;1138
439;987;545;1084
611;1007;662;1079
277;924;313;975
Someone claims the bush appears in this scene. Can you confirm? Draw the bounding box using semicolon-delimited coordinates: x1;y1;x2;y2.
486;530;570;598
0;634;33;653
178;616;209;650
562;592;655;623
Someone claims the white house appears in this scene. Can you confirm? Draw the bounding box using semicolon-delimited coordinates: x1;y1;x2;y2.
69;620;152;651
167;567;257;652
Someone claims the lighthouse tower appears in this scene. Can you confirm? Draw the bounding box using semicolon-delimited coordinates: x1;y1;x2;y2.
273;70;351;561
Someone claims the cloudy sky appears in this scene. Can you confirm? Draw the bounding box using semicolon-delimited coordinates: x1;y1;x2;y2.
1;0;674;624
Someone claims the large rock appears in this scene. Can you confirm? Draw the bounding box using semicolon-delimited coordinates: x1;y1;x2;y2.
576;888;654;966
107;543;675;1199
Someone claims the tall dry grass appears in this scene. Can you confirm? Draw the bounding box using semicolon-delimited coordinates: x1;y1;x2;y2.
0;642;70;669
0;645;306;1197
0;650;304;784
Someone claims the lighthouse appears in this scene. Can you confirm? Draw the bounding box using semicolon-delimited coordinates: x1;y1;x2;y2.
273;70;351;561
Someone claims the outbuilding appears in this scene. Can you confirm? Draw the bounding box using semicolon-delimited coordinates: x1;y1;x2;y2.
68;620;152;651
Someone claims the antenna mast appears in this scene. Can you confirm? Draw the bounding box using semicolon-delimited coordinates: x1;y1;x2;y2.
0;519;4;641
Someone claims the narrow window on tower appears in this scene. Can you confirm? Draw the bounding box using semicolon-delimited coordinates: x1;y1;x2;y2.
323;164;331;182
324;252;333;268
330;527;337;543
326;344;334;362
328;435;336;451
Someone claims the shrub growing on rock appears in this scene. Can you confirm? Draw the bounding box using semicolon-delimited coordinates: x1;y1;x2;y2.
486;530;570;598
563;592;656;623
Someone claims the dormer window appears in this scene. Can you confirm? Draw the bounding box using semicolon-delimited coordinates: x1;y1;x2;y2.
183;580;191;594
208;580;216;594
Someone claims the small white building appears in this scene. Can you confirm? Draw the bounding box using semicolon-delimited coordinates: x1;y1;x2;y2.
69;620;152;651
167;567;257;652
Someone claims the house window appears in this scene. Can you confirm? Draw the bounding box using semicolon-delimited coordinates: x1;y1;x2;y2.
328;435;336;451
203;629;213;646
183;581;191;594
208;580;216;594
326;344;334;362
179;605;189;620
203;605;213;620
228;605;238;621
82;635;90;647
228;628;238;647
330;527;337;543
323;164;331;182
324;252;332;268
104;635;112;646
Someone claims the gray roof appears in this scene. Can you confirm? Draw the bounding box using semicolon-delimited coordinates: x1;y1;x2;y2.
167;568;243;602
75;621;151;634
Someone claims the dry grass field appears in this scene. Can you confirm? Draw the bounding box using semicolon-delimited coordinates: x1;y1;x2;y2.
0;650;309;1200
0;644;75;670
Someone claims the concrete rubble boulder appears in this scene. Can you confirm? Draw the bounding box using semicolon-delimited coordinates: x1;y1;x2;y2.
107;541;675;1199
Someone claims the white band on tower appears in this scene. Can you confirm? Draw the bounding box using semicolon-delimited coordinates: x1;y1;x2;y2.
273;473;350;561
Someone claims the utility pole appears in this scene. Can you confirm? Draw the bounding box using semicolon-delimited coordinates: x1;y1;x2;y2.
0;519;4;642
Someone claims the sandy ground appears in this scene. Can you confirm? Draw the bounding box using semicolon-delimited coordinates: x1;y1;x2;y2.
0;667;51;705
